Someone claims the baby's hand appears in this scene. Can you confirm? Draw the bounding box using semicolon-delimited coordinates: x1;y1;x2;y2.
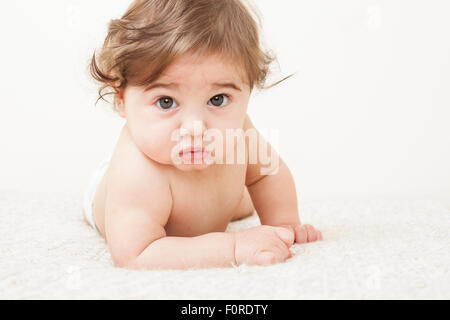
233;225;295;266
278;224;323;244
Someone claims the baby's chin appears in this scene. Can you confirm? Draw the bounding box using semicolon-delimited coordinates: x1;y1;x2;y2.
142;153;216;171
173;162;212;171
171;154;217;171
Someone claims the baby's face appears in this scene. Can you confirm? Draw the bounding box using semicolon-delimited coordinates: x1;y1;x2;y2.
118;52;251;171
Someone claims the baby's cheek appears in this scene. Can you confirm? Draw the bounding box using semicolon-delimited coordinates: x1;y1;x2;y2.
146;139;173;163
132;127;173;163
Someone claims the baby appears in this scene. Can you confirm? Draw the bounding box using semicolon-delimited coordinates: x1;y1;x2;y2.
82;0;322;270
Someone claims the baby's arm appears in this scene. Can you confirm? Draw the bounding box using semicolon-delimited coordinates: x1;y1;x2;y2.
105;159;236;270
105;150;295;269
244;115;322;243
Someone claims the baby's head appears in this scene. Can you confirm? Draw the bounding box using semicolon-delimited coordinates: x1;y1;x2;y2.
89;0;290;171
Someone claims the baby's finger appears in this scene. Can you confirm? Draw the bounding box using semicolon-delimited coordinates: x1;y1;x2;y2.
294;225;308;244
273;240;293;261
304;224;318;242
317;230;323;241
274;227;295;247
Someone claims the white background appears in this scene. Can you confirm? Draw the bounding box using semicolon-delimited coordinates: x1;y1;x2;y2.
0;0;448;202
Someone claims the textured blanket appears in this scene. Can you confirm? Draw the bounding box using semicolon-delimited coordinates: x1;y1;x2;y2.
0;189;448;299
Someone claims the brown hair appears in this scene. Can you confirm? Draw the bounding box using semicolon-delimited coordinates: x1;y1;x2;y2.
89;0;294;112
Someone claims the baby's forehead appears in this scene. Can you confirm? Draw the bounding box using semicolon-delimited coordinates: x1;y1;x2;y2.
155;52;248;85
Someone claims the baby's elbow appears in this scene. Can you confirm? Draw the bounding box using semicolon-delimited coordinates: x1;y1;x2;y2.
107;235;157;270
107;227;168;270
108;241;144;269
111;249;162;270
111;253;139;269
115;255;166;270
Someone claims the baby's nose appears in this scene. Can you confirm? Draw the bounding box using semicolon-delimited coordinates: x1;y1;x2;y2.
180;119;207;138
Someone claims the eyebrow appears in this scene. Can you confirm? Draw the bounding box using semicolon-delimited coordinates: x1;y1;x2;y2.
144;81;242;92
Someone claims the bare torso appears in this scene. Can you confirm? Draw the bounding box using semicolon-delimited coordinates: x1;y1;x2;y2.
89;126;255;240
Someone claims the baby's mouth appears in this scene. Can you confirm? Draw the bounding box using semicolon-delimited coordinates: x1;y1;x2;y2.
179;147;209;163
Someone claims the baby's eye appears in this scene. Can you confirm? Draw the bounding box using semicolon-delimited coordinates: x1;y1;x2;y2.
156;97;178;110
208;94;229;107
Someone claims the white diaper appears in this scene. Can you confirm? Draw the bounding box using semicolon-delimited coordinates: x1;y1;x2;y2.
82;153;112;233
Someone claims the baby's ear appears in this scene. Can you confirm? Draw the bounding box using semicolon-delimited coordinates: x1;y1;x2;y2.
115;89;126;118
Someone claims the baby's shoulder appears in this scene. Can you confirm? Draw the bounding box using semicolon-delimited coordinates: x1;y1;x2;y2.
108;126;168;186
105;136;172;215
108;141;169;190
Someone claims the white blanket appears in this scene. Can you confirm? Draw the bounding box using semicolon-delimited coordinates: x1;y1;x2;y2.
0;189;448;299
